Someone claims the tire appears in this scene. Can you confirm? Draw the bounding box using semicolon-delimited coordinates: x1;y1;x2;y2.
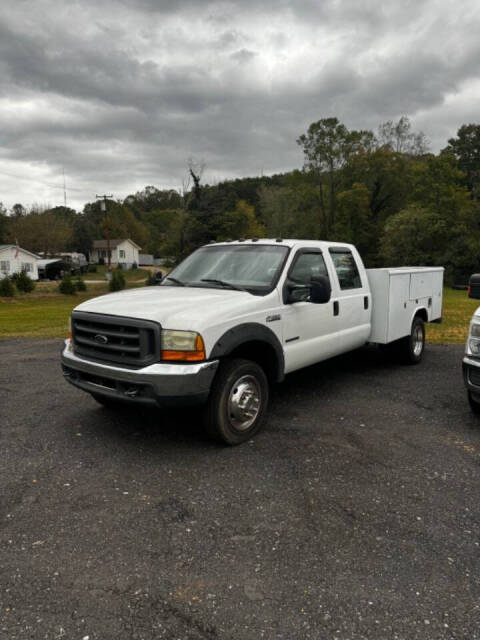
398;316;425;364
468;391;480;414
203;358;269;445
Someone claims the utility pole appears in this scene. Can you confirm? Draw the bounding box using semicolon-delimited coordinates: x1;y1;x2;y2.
96;194;113;269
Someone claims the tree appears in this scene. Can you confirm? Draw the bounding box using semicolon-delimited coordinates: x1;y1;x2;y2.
15;269;35;293
258;184;320;239
58;275;76;295
377;116;429;155
333;183;374;262
97;201;149;249
380;205;450;267
11;203;26;217
343;147;413;224
297;118;375;235
109;267;126;292
410;153;472;219
0;203;9;243
220;200;265;240
9;208;73;255
142;209;179;256
124;186;182;214
442;123;480;197
0;276;15;297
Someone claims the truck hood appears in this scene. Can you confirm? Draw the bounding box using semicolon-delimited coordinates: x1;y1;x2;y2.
73;285;271;330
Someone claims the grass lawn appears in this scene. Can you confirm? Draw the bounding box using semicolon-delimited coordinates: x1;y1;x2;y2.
82;265;151;282
0;282;141;338
0;286;477;342
427;288;477;344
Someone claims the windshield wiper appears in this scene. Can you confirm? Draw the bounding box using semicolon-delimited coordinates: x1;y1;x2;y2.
200;278;248;292
165;276;186;286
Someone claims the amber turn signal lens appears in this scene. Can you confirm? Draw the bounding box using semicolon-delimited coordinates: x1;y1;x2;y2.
161;334;205;361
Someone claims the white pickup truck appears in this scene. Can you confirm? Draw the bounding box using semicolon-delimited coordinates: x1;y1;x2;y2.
61;239;443;444
463;274;480;412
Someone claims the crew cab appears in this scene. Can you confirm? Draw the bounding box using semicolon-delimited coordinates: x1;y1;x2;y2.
61;239;443;444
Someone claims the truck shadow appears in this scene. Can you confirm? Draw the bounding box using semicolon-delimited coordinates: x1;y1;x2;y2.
77;344;410;449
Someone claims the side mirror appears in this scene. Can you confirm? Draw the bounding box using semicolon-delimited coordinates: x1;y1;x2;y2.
154;271;163;285
310;275;331;304
469;274;480;299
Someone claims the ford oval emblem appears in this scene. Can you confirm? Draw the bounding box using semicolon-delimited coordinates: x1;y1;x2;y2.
94;334;108;344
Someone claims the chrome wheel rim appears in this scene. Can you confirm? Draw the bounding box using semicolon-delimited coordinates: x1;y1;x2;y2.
413;325;424;356
227;375;261;431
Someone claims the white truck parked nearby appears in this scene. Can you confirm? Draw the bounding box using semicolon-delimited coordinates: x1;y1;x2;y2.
463;274;480;412
61;239;443;444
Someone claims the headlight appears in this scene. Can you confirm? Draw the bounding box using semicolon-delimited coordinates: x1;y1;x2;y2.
161;329;206;361
469;339;480;355
471;323;480;338
467;322;480;355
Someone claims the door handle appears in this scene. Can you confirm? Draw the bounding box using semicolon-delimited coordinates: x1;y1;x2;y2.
364;296;369;310
333;301;339;316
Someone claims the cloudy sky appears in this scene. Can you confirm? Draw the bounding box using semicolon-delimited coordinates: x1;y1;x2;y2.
1;0;479;211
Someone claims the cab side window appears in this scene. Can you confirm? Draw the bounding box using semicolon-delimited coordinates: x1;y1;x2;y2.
289;252;329;301
329;250;362;289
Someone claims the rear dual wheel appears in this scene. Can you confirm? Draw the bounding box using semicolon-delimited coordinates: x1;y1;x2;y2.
400;316;425;364
203;358;269;445
383;316;425;364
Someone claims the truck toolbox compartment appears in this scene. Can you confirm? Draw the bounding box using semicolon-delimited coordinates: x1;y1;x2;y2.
366;267;444;344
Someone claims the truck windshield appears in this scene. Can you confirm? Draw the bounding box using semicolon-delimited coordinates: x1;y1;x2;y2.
163;244;289;294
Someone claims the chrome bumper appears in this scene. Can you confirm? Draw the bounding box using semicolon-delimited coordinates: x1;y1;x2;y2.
61;340;219;407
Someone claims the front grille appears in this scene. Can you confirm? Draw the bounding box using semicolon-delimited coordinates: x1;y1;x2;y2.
72;311;161;368
469;366;480;388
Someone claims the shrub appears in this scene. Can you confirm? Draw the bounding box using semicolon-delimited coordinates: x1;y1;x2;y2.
109;267;126;292
15;270;35;293
88;265;97;273
58;275;77;295
0;276;15;297
75;278;87;292
146;271;156;286
132;262;138;270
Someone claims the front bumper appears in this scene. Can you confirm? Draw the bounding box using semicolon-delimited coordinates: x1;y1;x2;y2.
61;340;219;407
462;355;480;402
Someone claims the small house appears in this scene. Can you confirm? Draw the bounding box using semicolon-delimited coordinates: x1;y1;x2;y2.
90;239;141;269
0;244;40;280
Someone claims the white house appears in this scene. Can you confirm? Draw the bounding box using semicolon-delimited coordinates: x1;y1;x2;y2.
90;239;141;269
0;244;40;280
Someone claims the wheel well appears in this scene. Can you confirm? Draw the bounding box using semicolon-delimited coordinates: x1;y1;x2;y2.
414;308;428;323
228;340;281;383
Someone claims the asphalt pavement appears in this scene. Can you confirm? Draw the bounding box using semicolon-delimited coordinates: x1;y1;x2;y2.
0;339;479;640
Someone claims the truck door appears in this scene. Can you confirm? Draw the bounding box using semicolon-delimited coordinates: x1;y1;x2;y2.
282;249;341;374
328;248;371;352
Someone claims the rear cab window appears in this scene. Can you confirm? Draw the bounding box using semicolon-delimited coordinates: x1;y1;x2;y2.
329;249;362;290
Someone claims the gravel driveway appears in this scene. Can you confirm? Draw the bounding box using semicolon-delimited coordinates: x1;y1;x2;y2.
0;339;479;639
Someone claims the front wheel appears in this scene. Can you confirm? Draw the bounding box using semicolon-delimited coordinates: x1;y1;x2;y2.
203;358;269;445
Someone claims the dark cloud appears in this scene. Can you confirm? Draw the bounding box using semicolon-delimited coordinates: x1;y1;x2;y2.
0;0;479;209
